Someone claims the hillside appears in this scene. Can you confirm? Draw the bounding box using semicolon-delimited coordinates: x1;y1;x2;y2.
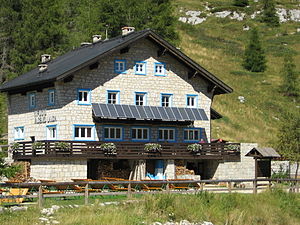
174;0;300;146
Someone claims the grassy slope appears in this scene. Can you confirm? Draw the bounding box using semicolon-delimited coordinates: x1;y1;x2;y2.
0;191;299;225
174;0;300;146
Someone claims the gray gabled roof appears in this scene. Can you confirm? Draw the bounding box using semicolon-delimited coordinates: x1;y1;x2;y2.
0;29;233;94
246;147;281;158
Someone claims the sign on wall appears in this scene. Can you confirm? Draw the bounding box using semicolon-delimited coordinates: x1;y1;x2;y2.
34;110;57;124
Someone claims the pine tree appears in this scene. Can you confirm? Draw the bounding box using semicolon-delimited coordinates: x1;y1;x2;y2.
262;0;279;27
243;28;266;72
280;56;299;97
233;0;249;7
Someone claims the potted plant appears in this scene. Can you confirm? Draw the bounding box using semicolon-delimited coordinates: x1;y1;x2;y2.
227;144;240;152
100;143;117;155
32;142;43;150
10;142;20;152
187;143;202;154
54;142;70;151
144;143;162;153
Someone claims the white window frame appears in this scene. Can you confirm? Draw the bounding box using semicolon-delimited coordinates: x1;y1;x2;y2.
14;126;24;140
154;62;166;76
131;127;149;141
158;128;175;142
46;125;57;140
161;93;172;107
186;94;198;108
77;89;91;105
135;92;147;106
74;125;95;140
114;59;126;73
107;90;120;104
29;93;36;109
134;61;146;75
104;126;123;141
183;128;201;142
48;89;55;106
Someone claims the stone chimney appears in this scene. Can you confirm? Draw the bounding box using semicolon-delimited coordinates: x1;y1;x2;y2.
41;54;51;63
92;35;102;43
38;64;48;73
122;27;135;36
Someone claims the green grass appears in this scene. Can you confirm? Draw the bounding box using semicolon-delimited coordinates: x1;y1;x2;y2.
0;190;299;225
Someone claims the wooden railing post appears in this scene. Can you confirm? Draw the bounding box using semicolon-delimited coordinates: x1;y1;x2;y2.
127;182;132;198
84;183;89;205
227;181;232;193
166;181;170;194
200;182;204;192
253;180;257;194
38;185;43;208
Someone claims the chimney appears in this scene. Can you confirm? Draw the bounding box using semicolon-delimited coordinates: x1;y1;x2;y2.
81;42;92;47
122;27;135;36
41;54;51;63
92;35;102;43
38;64;48;73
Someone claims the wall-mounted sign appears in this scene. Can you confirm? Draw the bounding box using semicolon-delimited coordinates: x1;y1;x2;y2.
34;110;57;124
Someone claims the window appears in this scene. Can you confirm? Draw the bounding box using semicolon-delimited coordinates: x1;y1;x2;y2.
14;127;24;140
154;63;166;76
104;126;123;140
158;128;175;142
48;89;55;106
135;92;147;106
131;127;149;141
161;93;172;107
29;93;36;109
114;59;126;73
134;61;146;75
186;94;198;108
74;125;95;140
183;128;201;142
46;125;57;140
107;90;120;104
77;89;91;105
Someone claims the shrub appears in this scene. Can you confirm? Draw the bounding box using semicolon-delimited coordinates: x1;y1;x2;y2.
233;0;249;7
32;142;43;150
54;142;70;150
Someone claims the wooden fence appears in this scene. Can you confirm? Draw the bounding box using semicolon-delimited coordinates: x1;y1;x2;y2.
0;178;299;208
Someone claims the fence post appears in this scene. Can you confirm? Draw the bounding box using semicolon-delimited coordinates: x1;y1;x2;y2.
253;180;257;194
166;181;170;194
84;183;89;205
227;181;232;193
200;182;204;192
127;182;132;198
38;185;43;208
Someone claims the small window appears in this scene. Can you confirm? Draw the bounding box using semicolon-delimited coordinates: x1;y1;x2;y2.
134;61;146;75
114;60;126;73
107;90;120;104
46;125;57;140
48;89;55;106
29;93;36;109
74;125;94;140
131;127;149;141
161;94;172;107
154;63;166;76
77;89;91;105
183;128;201;142
14;127;24;140
186;94;198;108
158;128;175;142
135;92;147;106
104;126;123;140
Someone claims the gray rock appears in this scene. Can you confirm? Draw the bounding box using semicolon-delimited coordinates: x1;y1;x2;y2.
10;206;28;212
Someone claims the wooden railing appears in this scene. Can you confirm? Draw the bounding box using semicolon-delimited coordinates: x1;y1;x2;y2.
1;178;299;208
12;141;240;160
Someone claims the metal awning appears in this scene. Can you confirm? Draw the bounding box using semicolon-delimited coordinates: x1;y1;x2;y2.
92;103;208;121
246;147;281;158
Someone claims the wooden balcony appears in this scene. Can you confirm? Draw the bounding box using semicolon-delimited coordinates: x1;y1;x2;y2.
12;141;240;160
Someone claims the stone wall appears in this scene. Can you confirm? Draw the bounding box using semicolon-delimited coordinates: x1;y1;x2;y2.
7;38;212;144
30;159;87;181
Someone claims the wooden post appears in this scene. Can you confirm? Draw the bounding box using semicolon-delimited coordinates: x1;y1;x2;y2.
38;185;43;208
253;157;258;194
166;181;170;194
200;182;204;192
84;183;89;205
227;181;232;193
127;182;132;198
253;180;257;194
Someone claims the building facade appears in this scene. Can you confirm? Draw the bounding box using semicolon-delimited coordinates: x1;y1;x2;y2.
0;28;240;181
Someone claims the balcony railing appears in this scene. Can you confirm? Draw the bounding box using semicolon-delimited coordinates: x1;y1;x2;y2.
12;141;240;160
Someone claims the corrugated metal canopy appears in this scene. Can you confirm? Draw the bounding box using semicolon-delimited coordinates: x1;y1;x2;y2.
246;147;281;158
92;103;208;121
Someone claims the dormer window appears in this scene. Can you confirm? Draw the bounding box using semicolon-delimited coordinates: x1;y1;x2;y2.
77;89;91;105
114;59;126;73
154;63;166;76
134;61;146;75
29;93;36;109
